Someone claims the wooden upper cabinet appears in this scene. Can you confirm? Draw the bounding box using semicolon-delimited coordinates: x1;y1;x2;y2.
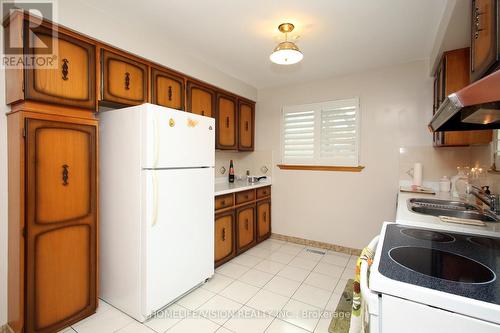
4;16;96;110
214;211;235;266
187;81;215;117
151;68;184;110
470;0;500;82
101;49;148;106
25;118;97;332
238;100;255;151
216;93;238;150
433;48;492;147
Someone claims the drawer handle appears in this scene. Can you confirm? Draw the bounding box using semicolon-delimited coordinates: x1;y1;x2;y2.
125;72;130;90
221;200;226;205
222;227;226;241
61;58;69;81
245;219;249;230
168;86;172;101
226;116;230;128
62;164;69;186
245;121;249;131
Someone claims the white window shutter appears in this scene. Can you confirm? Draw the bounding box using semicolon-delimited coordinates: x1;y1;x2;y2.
281;98;360;167
319;99;359;166
282;109;315;163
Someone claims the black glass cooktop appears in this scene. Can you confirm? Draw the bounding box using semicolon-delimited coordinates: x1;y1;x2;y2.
379;224;500;305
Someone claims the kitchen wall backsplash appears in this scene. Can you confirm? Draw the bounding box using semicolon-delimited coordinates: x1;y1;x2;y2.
399;143;500;193
215;150;273;179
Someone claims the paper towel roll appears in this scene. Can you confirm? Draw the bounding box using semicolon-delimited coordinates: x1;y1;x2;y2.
412;162;423;186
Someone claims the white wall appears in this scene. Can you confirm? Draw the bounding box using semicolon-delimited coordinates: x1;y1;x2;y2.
256;60;436;249
0;1;258;325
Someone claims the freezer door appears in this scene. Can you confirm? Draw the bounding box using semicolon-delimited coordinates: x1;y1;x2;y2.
142;104;215;168
142;167;214;316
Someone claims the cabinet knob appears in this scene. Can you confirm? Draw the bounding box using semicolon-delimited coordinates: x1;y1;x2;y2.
263;212;267;222
61;58;69;81
222;227;226;241
124;72;130;90
245;219;249;230
62;164;69;186
168;86;173;101
202;110;205;116
226;116;230;128
221;200;226;205
245;121;249;131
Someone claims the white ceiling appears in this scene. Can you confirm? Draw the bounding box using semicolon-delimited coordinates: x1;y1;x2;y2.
81;0;447;89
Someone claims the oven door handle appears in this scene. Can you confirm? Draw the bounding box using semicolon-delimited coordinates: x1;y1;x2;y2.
360;235;379;315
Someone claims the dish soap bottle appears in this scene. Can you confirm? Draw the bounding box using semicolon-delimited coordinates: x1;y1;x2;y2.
229;160;235;183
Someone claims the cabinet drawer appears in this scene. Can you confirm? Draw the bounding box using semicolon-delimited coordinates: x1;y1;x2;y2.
101;49;148;106
151;68;184;110
256;186;271;199
24;25;96;109
235;190;255;205
215;194;234;210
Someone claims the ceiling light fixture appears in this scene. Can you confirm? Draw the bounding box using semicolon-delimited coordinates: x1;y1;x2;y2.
270;23;303;65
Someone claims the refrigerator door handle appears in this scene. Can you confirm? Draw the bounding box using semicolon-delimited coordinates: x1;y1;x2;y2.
153;112;160;168
152;170;159;226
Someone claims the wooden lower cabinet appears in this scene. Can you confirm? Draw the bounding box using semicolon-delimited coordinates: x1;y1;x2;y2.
214;186;271;267
236;204;256;254
7;109;98;333
256;199;271;242
214;211;236;267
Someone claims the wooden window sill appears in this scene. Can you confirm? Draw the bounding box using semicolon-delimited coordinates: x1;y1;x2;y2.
277;164;365;172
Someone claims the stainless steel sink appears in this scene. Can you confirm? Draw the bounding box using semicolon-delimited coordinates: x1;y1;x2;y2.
407;198;499;222
407;198;480;211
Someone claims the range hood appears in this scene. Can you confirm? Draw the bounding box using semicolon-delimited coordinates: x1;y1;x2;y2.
429;70;500;132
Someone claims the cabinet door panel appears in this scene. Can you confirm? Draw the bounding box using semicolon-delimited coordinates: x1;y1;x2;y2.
217;94;237;149
257;200;271;241
25;119;97;332
471;0;498;81
187;82;214;117
236;205;255;253
238;101;254;150
102;50;148;105
215;211;235;266
152;68;184;110
25;25;96;109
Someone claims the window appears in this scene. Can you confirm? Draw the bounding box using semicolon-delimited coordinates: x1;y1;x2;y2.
281;98;361;168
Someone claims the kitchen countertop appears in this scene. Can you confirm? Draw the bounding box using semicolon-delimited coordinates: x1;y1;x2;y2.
396;190;500;237
214;178;272;196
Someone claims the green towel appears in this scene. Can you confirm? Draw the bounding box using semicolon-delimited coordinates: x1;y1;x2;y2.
328;279;354;333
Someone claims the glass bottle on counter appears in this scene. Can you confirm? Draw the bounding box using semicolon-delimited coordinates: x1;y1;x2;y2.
229;160;235;183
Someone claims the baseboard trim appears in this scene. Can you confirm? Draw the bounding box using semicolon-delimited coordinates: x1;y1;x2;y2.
270;233;361;256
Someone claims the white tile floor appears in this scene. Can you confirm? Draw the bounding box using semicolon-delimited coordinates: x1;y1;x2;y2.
61;239;357;333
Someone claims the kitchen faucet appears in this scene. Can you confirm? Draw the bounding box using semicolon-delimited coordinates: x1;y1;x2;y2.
471;185;500;215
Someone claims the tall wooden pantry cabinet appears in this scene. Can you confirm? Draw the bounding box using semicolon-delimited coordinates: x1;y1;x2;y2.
4;11;98;333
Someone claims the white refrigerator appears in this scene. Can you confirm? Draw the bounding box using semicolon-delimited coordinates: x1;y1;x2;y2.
98;103;215;322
